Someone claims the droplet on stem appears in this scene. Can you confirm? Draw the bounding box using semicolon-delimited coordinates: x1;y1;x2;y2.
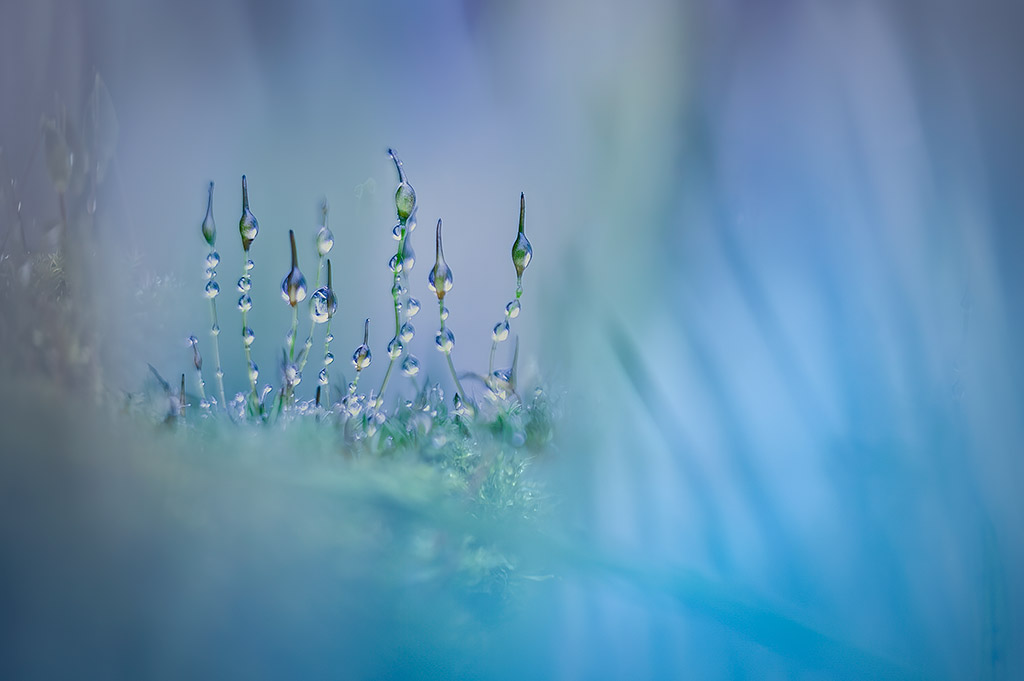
239;175;259;251
280;229;307;306
202;182;217;247
427;219;453;300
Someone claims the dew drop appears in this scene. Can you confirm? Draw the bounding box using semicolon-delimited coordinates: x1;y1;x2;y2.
387;336;404;359
399;321;415;343
242;327;255;346
402;245;415;272
246;259;255;271
319;367;328;385
326;333;334;343
204;280;220;298
248;361;259;383
324;352;335;365
401;355;420;376
206;251;220;269
435;328;455;353
441;306;449;322
238;295;252;312
353;346;371;370
237;277;251;293
492;320;510;342
316;226;334;256
311;287;336;323
406;297;420;317
284;363;301;387
211;323;220;336
389;254;403;273
506;299;521;319
392;224;404;241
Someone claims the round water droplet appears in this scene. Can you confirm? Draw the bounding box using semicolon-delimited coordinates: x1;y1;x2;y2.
310;287;336;323
353;345;372;370
440;306;449;322
428;263;453;297
401;355;420;376
324;352;335;365
188;335;199;346
248;361;259;383
492;320;510;342
399;322;415;343
348;381;357;395
243;327;255;346
319;367;328;385
281;271;307;306
316;226;334;256
206;251;220;269
326;333;334;343
512;232;533;276
392;224;404;240
406;297;420;317
387;336;404;359
435;328;455;353
238;295;252;312
246;259;255;271
506;299;521;319
204;280;220;298
204;268;215;280
237;277;251;293
389;254;403;273
285;363;301;387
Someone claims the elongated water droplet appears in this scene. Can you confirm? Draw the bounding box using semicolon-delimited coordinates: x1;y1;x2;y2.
427;219;453;300
392;224;404;240
387;336;404;359
324;352;334;365
353;319;372;370
399;321;415;343
406;297;420;317
440;306;449;322
248;361;259;384
388;149;416;221
311;286;336;323
319;367;328;385
243;327;255;346
189;335;203;371
237;276;251;293
259;384;273;404
435;328;455;353
512;193;533;277
246;259;255;271
281;230;307;306
238;294;252;312
239;176;259;251
401;354;420;376
406;208;417;232
326;333;334;343
506;299;521;318
402;245;415;272
206;251;220;269
389;253;403;273
204;280;220;298
202;182;217;247
492;320;510;342
316;226;334;257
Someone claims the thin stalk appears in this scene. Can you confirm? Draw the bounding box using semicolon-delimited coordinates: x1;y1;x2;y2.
207;270;227;409
377;226;406;400
296;253;323;373
240;259;257;403
440;298;465;399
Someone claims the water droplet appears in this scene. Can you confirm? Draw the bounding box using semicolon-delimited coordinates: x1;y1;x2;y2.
401;355;420;376
428;219;454;300
281;230;308;306
204;280;220;298
399;321;415;343
435;328;455;353
316;226;334;256
311;287;336;323
389;253;403;274
406;208;417;232
492;320;510;342
506;299;521;319
211;323;220;336
284;363;301;387
239;176;259;251
238;295;252;312
512;192;532;276
353;319;371;370
392;224;404;240
387;336;404;359
396;183;416;222
237;277;251;293
202;182;217;247
319;367;328;385
243;327;255;346
406;297;420;317
248;361;259;383
324;352;335;365
259;384;273;404
245;259;255;271
326;333;334;343
402;245;415;272
204;268;215;280
206;251;220;269
441;306;449;322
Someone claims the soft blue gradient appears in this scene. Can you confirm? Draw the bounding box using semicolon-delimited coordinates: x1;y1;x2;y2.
2;0;1023;679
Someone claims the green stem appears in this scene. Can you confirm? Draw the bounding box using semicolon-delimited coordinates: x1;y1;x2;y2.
297;254;324;374
440;298;465;399
208;293;227;409
377;226;407;402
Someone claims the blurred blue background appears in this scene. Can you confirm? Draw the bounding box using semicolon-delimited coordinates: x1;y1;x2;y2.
2;0;1023;679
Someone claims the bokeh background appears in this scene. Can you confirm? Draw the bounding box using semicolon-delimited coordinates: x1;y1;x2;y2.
2;0;1023;679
